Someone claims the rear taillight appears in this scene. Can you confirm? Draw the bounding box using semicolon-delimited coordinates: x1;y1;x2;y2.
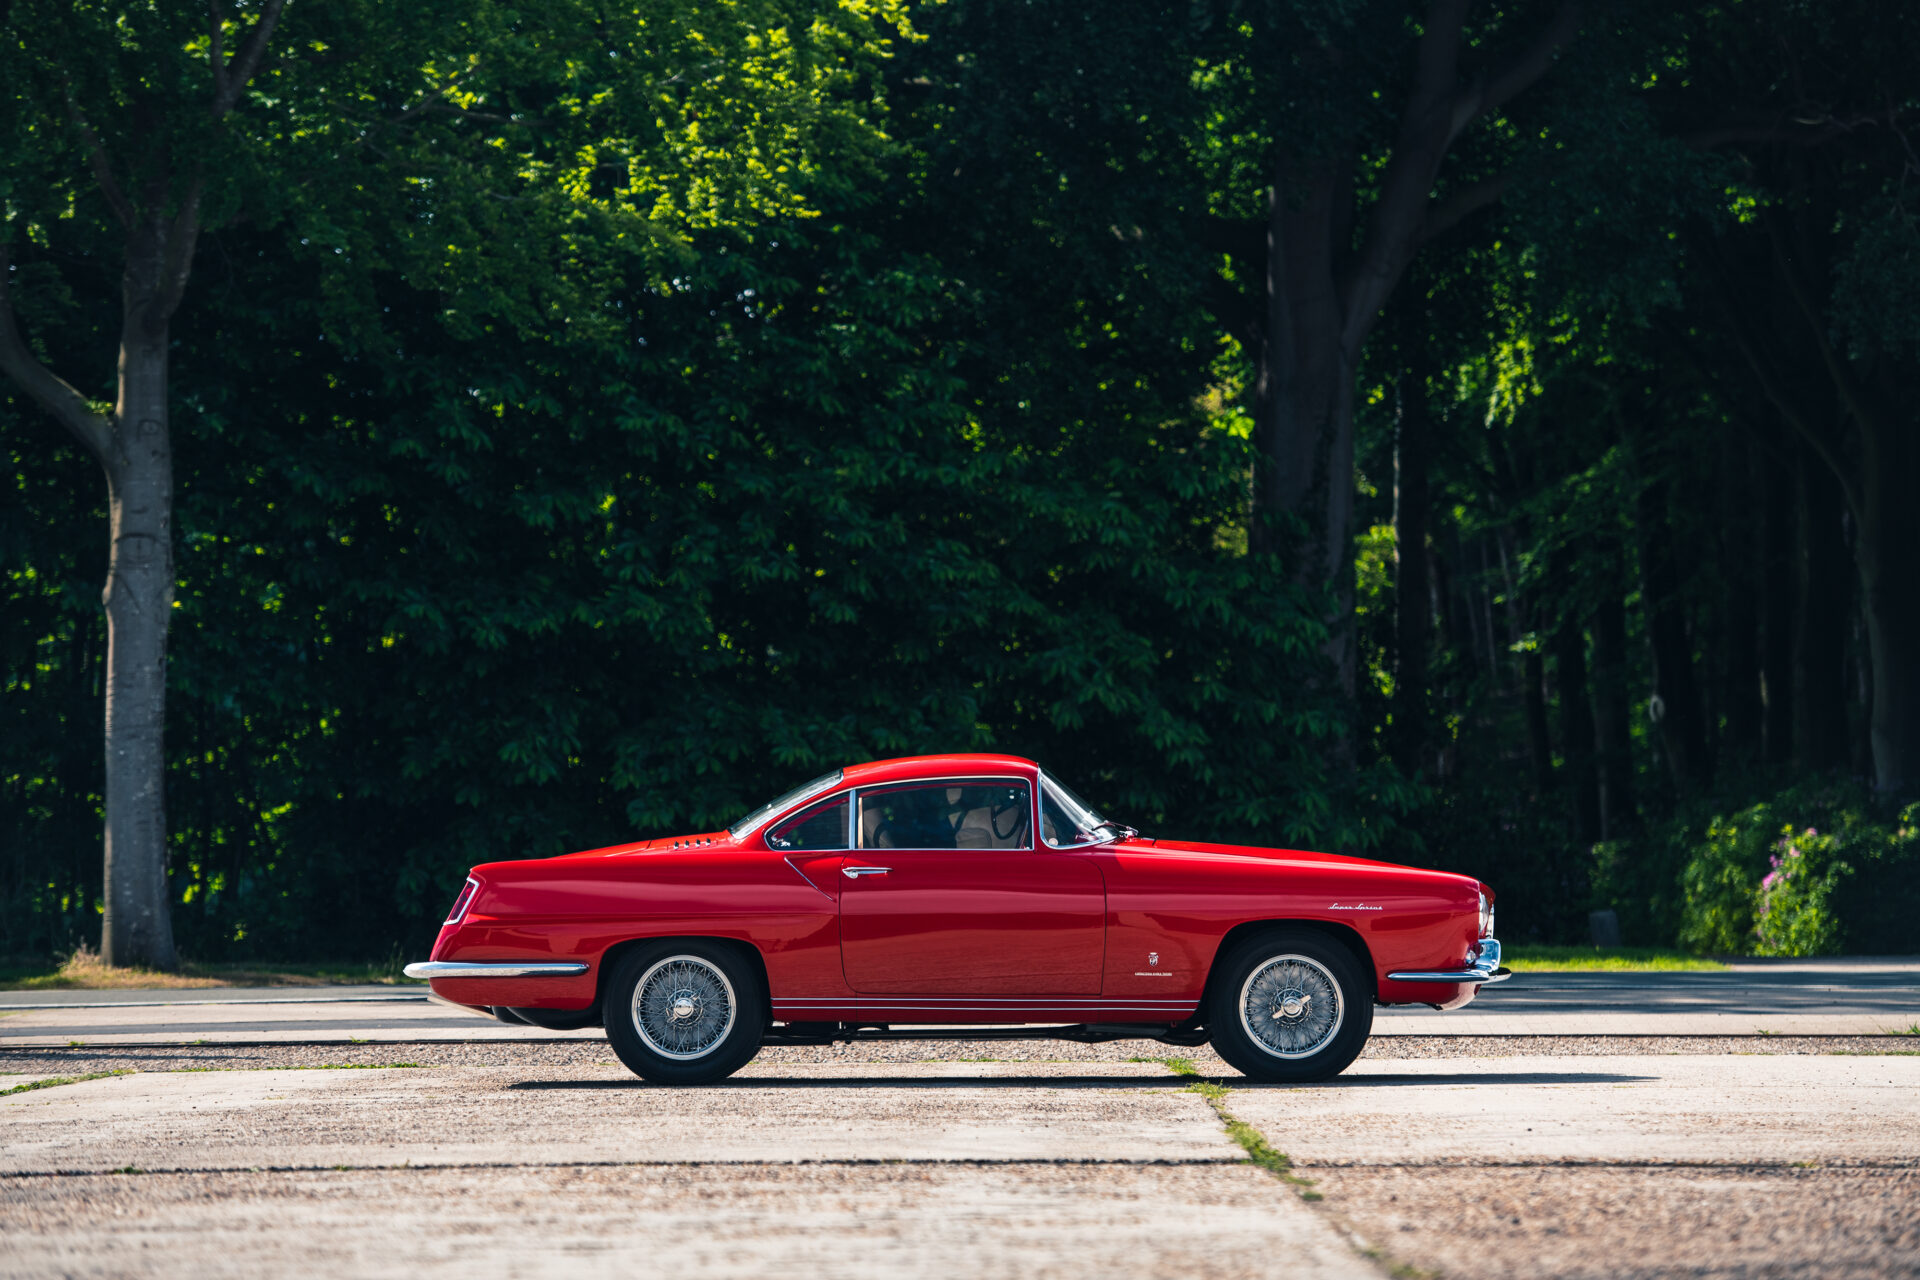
445;876;479;924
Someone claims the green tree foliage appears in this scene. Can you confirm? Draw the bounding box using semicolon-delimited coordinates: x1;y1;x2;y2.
5;1;1392;960
6;0;1917;962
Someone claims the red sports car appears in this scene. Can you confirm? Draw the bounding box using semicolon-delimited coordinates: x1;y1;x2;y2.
406;753;1505;1083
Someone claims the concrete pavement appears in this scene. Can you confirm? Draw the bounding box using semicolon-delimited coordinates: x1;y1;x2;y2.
5;1049;1918;1279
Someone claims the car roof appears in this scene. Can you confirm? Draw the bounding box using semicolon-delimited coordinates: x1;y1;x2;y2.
841;753;1040;786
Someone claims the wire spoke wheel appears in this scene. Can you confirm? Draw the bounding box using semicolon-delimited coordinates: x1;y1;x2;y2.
632;955;737;1060
1238;952;1344;1060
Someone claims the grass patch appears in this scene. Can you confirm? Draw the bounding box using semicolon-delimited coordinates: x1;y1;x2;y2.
1501;945;1729;972
2;1070;133;1096
0;947;423;990
169;1063;425;1072
1184;1079;1322;1198
1141;1057;1323;1199
1891;1023;1920;1037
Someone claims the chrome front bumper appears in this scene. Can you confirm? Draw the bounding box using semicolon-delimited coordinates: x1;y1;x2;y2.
1386;937;1510;984
403;961;589;979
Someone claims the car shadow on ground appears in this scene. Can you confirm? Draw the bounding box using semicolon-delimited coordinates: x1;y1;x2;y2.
508;1074;1198;1090
507;1070;1658;1090
1220;1071;1660;1087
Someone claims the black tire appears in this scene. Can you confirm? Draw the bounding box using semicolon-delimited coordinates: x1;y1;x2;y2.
1206;928;1372;1082
604;940;766;1084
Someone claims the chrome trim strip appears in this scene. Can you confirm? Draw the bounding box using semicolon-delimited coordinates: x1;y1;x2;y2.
777;1003;1200;1011
1387;937;1510;985
854;773;1037;851
404;961;589;979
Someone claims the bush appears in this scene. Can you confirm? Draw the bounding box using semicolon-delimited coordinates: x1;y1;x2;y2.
1676;780;1920;956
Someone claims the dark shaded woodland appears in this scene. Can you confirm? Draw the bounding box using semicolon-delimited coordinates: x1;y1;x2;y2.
4;1;1917;962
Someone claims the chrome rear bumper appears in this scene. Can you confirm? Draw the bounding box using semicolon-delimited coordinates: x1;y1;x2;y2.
403;961;589;979
1387;937;1510;984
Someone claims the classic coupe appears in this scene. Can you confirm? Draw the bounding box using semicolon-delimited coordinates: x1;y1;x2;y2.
405;753;1506;1083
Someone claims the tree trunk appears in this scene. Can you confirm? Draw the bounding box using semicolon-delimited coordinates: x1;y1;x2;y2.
1856;417;1920;795
1794;449;1851;773
0;0;283;970
1638;480;1709;792
1391;371;1432;771
1523;612;1554;796
1719;430;1762;760
1250;168;1357;689
1591;590;1637;838
1758;440;1796;766
100;320;178;969
1239;3;1584;696
1555;614;1600;846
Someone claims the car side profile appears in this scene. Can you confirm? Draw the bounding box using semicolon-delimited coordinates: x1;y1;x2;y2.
406;753;1506;1083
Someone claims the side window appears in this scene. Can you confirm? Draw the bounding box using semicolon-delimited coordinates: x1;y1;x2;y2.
1041;784;1095;848
765;794;850;851
859;782;1032;850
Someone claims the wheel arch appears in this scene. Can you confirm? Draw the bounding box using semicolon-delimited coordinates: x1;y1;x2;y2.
595;934;774;1026
1198;919;1378;1018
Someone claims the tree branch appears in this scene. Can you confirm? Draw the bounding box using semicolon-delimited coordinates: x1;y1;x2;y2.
1339;0;1471;354
1463;1;1585;138
151;175;207;325
209;0;230;103
211;0;288;116
1419;173;1512;243
1696;241;1864;518
64;94;135;229
1763;210;1886;441
0;243;114;465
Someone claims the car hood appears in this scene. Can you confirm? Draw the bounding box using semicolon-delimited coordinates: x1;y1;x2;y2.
1124;836;1483;887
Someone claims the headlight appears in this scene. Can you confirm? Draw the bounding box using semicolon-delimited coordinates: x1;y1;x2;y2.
1478;890;1494;939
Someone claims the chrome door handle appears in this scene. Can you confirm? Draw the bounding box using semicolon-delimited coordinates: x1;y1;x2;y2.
842;866;892;878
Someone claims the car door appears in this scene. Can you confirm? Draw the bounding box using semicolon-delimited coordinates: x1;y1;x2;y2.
838;778;1106;995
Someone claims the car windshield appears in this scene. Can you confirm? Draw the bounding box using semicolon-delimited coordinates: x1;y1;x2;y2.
727;769;844;838
1039;771;1113;847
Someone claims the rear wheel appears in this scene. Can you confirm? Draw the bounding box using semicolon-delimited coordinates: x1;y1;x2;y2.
1207;929;1371;1082
604;940;765;1084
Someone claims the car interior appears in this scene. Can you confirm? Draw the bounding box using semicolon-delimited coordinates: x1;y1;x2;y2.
859;783;1031;850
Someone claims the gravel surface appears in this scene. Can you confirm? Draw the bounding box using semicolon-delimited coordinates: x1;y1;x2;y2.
2;1033;1915;1077
1308;1164;1920;1280
0;1162;1375;1280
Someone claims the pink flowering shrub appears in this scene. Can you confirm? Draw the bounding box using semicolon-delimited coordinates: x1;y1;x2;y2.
1678;782;1918;956
1751;827;1846;956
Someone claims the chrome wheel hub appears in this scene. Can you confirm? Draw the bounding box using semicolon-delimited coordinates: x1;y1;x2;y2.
633;956;736;1061
1239;954;1344;1059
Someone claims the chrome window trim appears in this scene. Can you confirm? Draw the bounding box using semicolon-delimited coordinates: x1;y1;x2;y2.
1037;772;1112;851
763;790;857;853
727;768;846;839
853;774;1037;852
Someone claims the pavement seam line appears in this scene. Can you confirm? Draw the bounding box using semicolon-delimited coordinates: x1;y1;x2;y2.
0;1070;133;1097
1;1156;1245;1179
1148;1056;1437;1280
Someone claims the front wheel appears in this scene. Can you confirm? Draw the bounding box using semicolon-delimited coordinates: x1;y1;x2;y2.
1207;929;1372;1082
604;941;765;1084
